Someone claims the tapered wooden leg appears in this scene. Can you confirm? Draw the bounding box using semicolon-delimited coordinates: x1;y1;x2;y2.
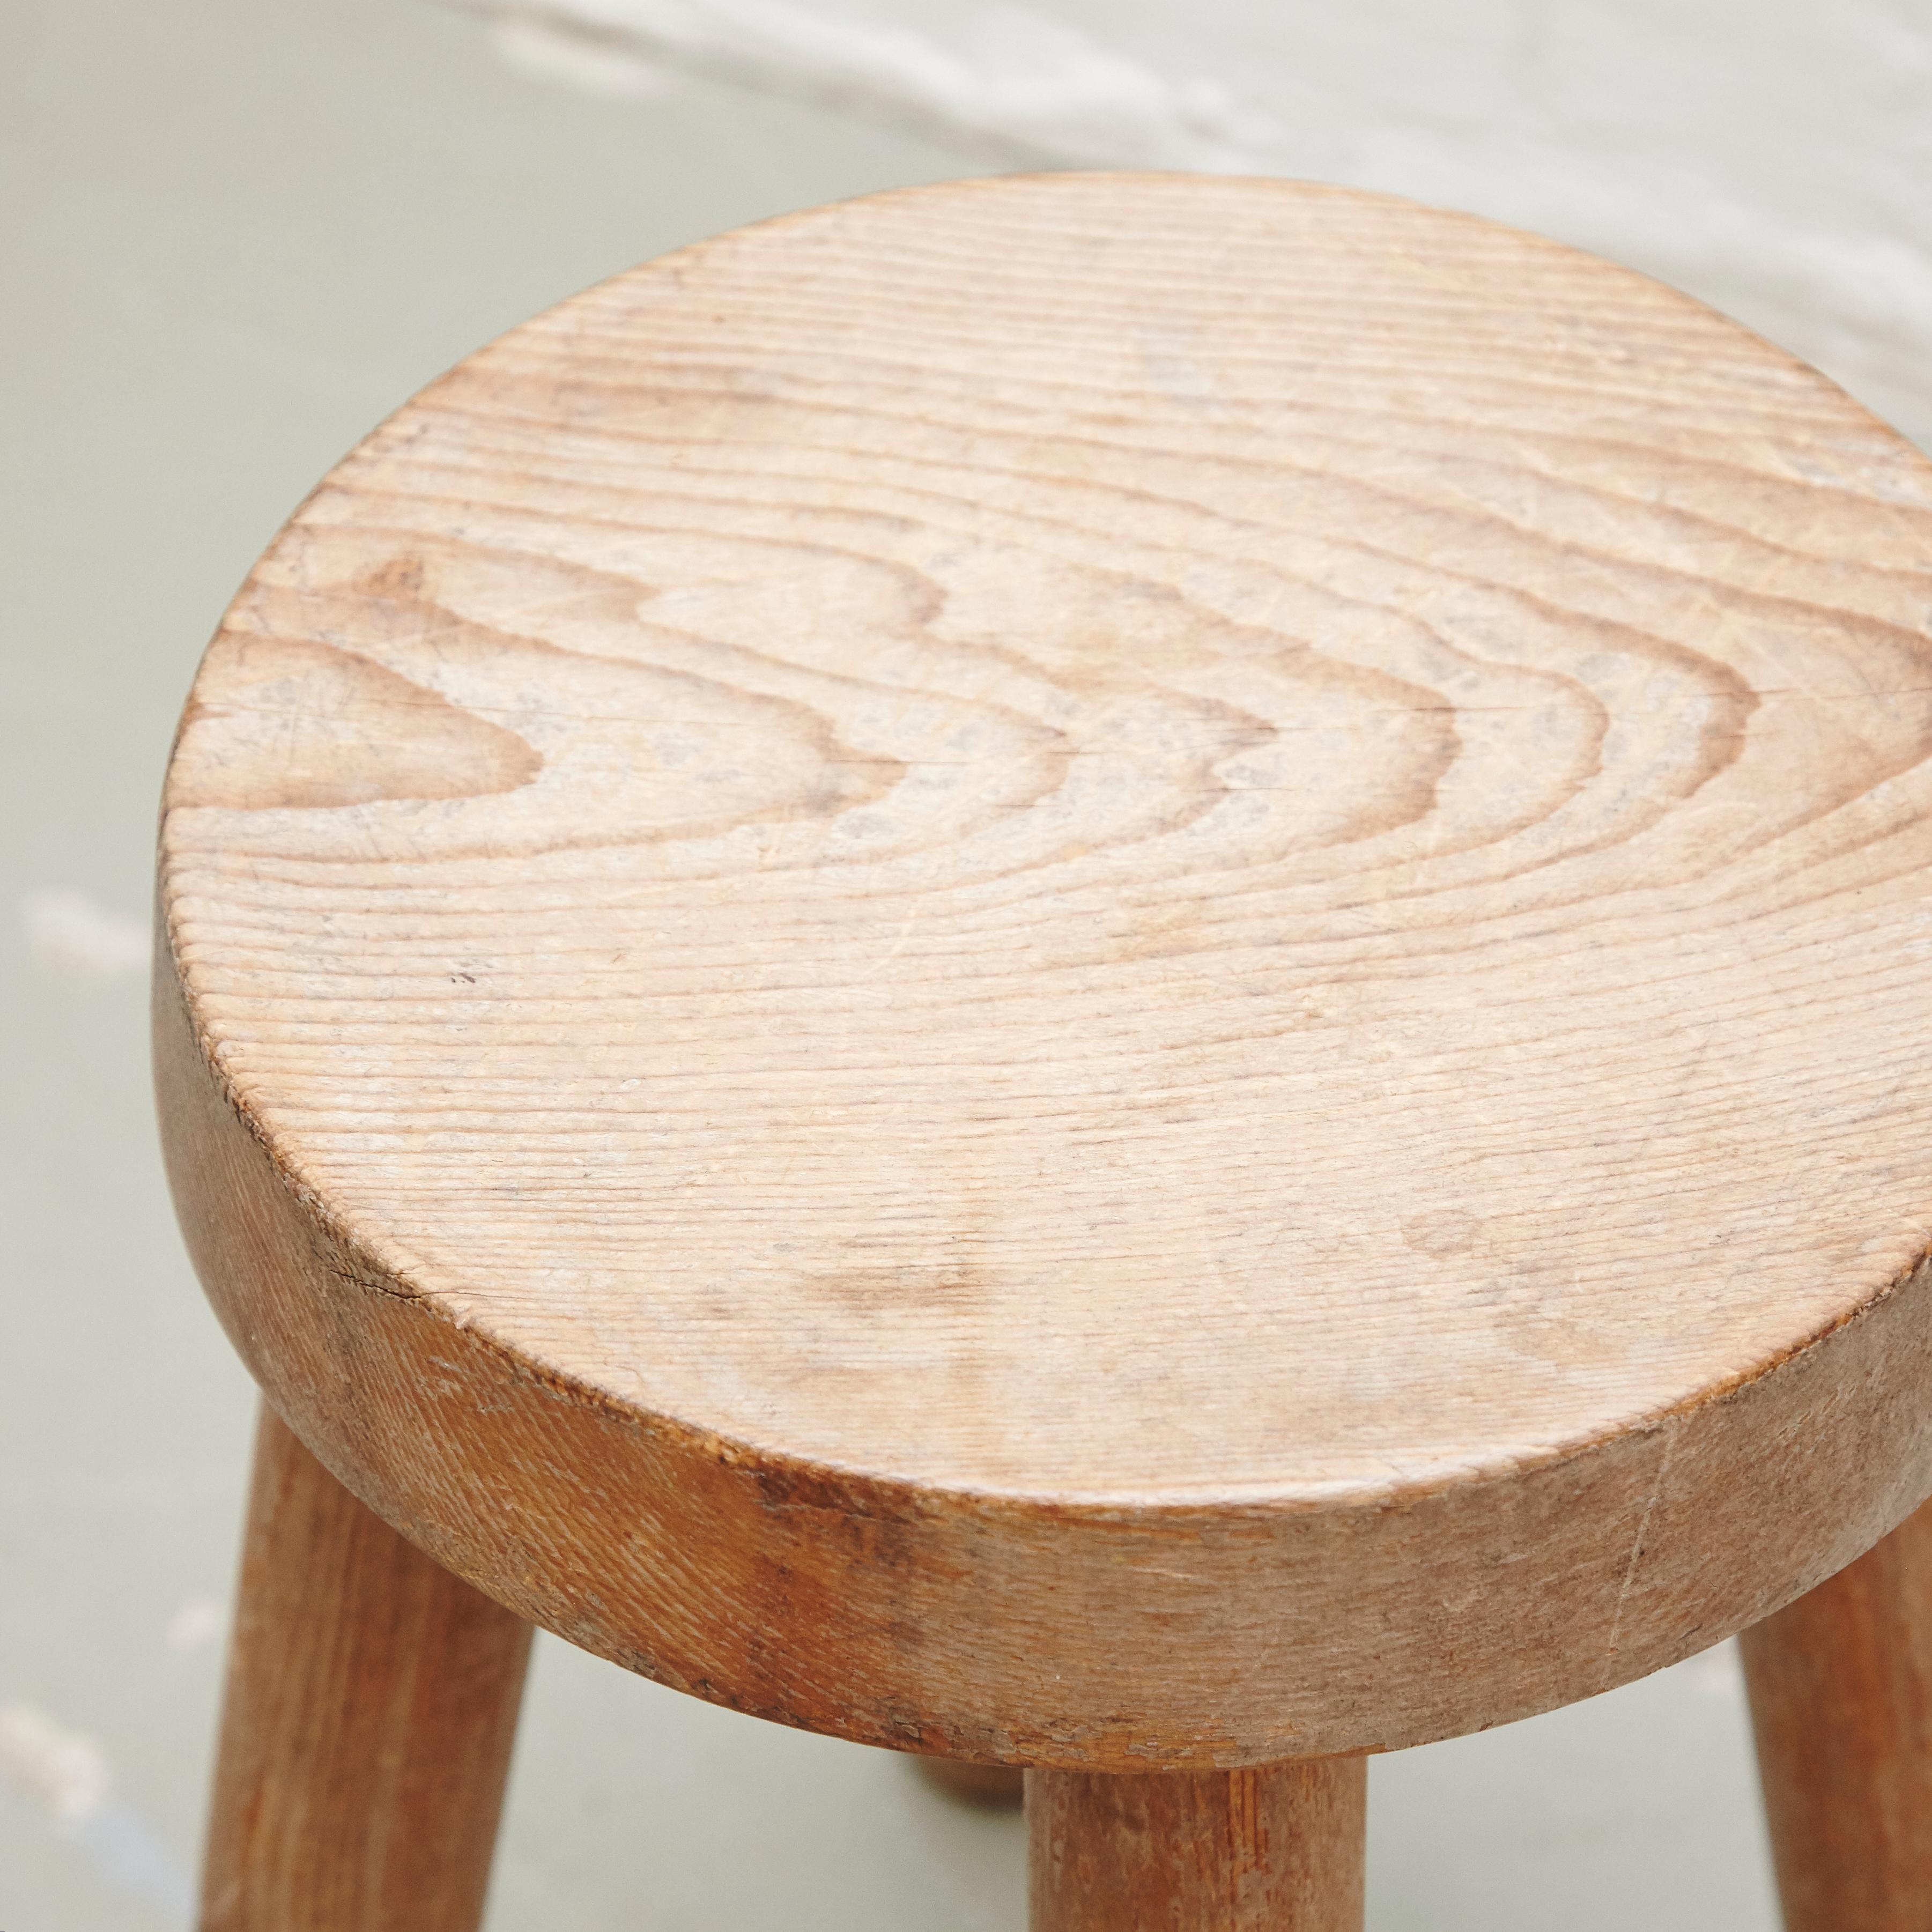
200;1402;533;1932
1027;1760;1366;1930
1742;1498;1932;1932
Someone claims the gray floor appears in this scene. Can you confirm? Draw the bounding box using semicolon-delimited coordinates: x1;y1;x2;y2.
0;1;1810;1924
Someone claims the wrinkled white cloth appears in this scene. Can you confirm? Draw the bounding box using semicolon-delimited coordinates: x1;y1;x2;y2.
450;0;1932;449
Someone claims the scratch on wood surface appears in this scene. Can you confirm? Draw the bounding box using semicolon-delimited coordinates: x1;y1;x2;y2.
1602;1418;1679;1687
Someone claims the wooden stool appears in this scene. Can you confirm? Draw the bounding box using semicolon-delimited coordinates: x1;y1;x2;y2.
156;174;1932;1930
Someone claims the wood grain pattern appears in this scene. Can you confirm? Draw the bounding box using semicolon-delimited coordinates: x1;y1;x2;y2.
157;173;1932;1765
1027;1761;1365;1930
199;1403;530;1932
1743;1497;1932;1930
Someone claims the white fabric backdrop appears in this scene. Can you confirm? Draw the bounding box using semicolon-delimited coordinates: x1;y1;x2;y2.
454;0;1932;447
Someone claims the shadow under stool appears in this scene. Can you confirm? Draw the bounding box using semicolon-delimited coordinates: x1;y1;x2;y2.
154;171;1932;1930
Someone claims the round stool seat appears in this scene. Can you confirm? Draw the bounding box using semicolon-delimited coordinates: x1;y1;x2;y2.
157;173;1932;1770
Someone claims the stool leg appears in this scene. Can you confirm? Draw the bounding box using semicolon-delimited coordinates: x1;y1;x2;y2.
1742;1498;1932;1931
200;1402;532;1932
1027;1760;1366;1930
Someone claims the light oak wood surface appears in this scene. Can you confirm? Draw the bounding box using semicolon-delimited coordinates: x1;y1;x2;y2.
157;172;1932;1767
199;1404;530;1932
1028;1761;1366;1930
1743;1496;1932;1930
